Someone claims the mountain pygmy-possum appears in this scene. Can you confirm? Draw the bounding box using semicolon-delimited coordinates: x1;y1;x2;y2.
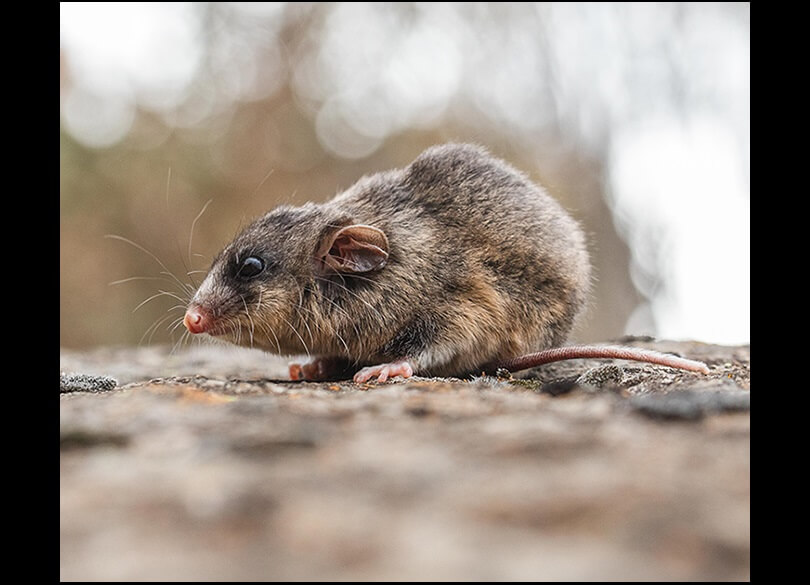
183;143;709;382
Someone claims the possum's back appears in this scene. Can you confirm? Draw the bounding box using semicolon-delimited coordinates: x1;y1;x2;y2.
404;143;584;249
406;143;590;319
406;144;591;357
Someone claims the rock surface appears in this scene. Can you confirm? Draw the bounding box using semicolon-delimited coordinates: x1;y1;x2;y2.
60;339;750;581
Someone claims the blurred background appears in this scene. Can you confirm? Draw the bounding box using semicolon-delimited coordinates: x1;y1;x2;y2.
60;2;749;350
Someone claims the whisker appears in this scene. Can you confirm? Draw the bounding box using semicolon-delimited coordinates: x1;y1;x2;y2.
251;167;276;199
141;312;178;346
161;166;204;294
132;290;181;314
265;322;283;354
278;313;310;359
290;302;318;344
241;295;256;348
159;272;195;297
252;296;283;354
309;292;353;357
297;306;315;347
170;327;191;355
109;275;182;287
187;198;213;284
168;316;187;335
234;317;242;346
105;234;193;297
291;285;316;347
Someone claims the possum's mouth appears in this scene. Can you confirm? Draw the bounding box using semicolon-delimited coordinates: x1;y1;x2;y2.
199;326;227;337
192;321;243;339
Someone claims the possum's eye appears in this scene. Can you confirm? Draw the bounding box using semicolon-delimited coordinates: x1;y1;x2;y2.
236;256;265;280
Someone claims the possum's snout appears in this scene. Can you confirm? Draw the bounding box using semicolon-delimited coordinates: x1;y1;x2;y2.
183;305;213;334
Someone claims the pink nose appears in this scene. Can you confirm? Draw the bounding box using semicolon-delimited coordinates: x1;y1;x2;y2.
183;306;210;334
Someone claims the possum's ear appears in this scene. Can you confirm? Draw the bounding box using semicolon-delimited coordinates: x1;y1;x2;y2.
317;224;389;274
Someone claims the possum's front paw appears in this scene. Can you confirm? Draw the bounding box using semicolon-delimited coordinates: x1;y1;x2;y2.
289;357;354;381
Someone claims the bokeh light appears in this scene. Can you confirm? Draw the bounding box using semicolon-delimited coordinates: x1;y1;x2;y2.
60;2;749;348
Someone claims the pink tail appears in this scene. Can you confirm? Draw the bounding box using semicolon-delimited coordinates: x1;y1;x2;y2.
492;345;710;374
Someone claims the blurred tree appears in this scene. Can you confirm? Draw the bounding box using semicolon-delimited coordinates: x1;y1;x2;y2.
60;2;748;349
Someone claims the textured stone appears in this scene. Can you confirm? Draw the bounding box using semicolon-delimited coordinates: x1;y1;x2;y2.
60;340;750;581
60;372;118;393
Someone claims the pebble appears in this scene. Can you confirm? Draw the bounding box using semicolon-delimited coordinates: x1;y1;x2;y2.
60;373;118;394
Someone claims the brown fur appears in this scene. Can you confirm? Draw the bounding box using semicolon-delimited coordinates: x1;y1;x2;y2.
188;143;591;377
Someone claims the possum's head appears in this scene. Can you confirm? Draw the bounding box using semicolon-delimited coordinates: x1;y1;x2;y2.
183;202;389;356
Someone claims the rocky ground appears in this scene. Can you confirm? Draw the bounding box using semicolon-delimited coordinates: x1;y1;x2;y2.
60;339;749;581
